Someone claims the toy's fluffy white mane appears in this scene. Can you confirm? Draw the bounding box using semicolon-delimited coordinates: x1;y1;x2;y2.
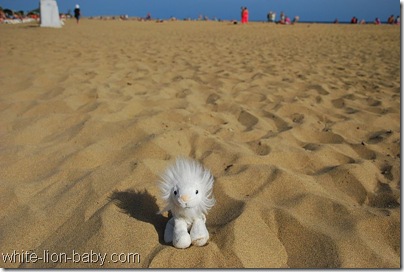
159;157;215;216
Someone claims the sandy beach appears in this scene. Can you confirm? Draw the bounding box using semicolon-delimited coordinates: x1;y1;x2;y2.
0;19;400;268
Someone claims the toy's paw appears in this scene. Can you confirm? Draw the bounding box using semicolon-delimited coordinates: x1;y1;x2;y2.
190;219;209;247
173;231;191;249
173;231;191;248
192;236;209;247
173;218;191;249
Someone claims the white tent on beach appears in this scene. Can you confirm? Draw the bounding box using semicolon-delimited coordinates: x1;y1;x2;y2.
40;0;62;28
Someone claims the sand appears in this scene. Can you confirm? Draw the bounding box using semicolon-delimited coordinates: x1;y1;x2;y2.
0;19;400;268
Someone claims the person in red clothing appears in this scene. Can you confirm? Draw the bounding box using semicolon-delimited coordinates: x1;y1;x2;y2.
241;7;245;23
241;6;249;24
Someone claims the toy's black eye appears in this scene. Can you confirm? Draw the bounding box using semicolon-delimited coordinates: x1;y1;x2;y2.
174;190;177;195
196;190;199;194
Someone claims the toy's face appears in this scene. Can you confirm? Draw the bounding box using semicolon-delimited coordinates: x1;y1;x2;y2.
171;183;202;209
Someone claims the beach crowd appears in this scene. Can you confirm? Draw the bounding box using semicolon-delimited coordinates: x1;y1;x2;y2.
0;4;401;25
346;14;400;25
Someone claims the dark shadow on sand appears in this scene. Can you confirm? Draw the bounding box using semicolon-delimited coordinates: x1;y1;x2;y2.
109;189;168;244
24;24;40;28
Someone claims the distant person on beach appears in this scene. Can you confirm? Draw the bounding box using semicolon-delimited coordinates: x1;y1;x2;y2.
279;11;285;24
74;4;80;24
279;12;291;24
270;12;276;23
0;9;6;23
395;15;400;25
267;11;276;23
334;18;339;24
350;16;358;24
278;11;286;25
387;15;395;24
374;17;381;25
241;7;249;24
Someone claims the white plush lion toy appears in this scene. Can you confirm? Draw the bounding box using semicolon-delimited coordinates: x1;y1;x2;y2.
159;157;215;249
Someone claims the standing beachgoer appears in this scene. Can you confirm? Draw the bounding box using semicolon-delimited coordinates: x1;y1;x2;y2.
240;7;248;24
74;4;80;24
241;7;245;23
241;6;248;24
270;12;276;23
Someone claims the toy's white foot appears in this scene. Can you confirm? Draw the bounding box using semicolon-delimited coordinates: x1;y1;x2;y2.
190;218;209;247
173;218;191;249
173;231;191;249
192;236;209;247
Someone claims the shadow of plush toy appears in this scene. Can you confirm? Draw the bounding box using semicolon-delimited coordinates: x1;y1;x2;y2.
110;189;167;244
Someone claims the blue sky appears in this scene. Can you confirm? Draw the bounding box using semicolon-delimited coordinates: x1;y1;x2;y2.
0;0;400;22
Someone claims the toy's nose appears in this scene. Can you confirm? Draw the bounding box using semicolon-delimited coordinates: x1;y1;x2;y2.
180;194;189;202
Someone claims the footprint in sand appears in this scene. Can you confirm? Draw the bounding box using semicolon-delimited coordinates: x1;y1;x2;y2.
238;110;258;131
206;93;221;105
367;181;400;209
263;111;292;133
345;107;360;114
380;164;393;181
342;93;357;100
307;84;330;96
366;130;393;144
175;89;192;99
302;143;322;151
309;131;345;144
291;113;305;124
366;97;382;107
247;140;271;156
331;98;345;109
349;143;376;160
